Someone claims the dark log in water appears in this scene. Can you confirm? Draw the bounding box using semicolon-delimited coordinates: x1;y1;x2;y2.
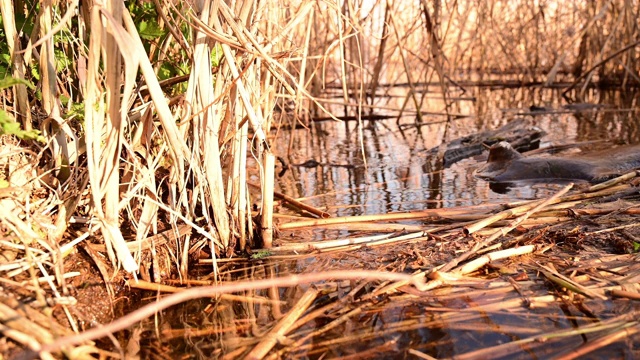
427;118;545;167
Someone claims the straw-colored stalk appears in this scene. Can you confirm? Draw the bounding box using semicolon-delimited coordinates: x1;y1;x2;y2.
0;1;32;130
278;205;498;229
261;153;275;248
246;287;318;359
442;183;574;273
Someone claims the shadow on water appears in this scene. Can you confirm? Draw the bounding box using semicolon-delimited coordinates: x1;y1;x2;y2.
151;87;640;359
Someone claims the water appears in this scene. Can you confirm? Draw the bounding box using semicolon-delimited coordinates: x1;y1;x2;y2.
273;88;639;216
157;87;640;359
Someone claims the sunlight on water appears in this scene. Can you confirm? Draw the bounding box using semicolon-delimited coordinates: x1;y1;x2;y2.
272;88;640;220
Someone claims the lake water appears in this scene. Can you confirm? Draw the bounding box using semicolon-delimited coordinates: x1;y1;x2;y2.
160;86;640;359
270;87;639;230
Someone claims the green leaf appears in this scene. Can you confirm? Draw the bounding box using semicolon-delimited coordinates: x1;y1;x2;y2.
138;20;165;40
54;49;71;69
158;63;174;81
0;110;45;142
0;53;10;66
65;102;86;122
250;250;272;260
211;44;223;67
0;76;35;90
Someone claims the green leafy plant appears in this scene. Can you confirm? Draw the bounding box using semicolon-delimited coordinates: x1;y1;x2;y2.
0;77;44;142
0;111;44;142
250;249;272;260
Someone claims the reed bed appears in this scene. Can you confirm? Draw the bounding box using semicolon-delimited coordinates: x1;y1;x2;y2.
1;0;640;358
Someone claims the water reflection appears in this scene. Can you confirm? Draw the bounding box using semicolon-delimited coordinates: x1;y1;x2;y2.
273;88;640;219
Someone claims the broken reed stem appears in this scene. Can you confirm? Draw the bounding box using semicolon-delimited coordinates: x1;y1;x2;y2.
463;200;546;235
610;289;640;301
465;180;636;236
261;153;276;248
556;324;640;360
246;287;318;359
536;263;607;300
440;183;573;273
455;312;640;360
587;170;639;192
417;244;541;293
274;190;331;219
248;182;331;219
270;230;432;254
455;245;536;275
278;206;497;229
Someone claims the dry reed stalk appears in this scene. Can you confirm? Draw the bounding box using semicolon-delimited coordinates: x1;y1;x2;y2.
0;324;54;360
464;185;616;235
212;6;267;144
587;170;639;192
422;245;538;292
358;233;431;249
246;287;318;359
455;245;536;275
556;324;640;360
249;182;330;218
0;300;63;360
84;3;189;273
476;216;570;232
536;263;607;300
407;348;437;360
278;205;496;230
188;1;231;251
440;183;573;273
463;200;544;235
308;222;427;232
266;233;397;253
0;1;32;130
557;184;631;202
455;311;640;360
233;85;250;250
534;207;640;218
261;153;276;248
586;222;640;235
86;224;191;252
610;289;640;300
